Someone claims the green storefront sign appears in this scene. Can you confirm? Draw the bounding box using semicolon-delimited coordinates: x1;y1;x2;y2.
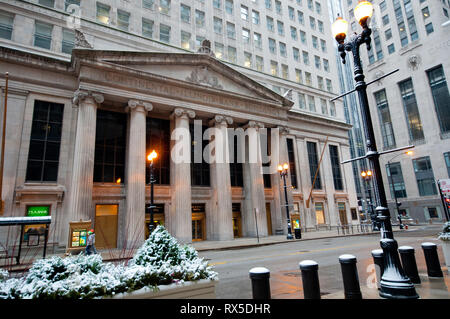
27;206;50;217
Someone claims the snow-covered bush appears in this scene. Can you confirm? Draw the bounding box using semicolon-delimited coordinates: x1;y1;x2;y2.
438;222;450;241
0;225;217;299
0;268;8;281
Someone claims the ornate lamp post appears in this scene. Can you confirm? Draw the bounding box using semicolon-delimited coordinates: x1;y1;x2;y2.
387;150;414;230
147;150;157;235
332;1;418;299
278;163;293;240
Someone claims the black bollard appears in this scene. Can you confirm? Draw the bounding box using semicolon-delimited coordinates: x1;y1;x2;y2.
371;249;384;287
398;246;421;284
339;254;362;299
249;267;271;299
299;260;321;299
421;242;443;278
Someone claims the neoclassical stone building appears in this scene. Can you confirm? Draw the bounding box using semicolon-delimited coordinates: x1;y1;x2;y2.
0;46;359;249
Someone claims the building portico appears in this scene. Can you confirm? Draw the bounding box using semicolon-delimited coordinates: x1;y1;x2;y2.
0;46;359;249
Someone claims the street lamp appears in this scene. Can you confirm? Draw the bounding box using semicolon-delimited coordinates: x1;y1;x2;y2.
387;149;414;230
332;1;418;299
361;170;378;230
278;163;293;240
147;150;157;235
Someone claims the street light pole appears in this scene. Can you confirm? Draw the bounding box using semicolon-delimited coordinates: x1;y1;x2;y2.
278;163;293;240
147;150;157;236
332;1;418;299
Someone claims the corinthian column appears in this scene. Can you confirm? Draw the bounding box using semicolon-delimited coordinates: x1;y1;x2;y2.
124;100;153;249
65;90;103;240
242;121;268;237
208;115;234;240
170;108;195;243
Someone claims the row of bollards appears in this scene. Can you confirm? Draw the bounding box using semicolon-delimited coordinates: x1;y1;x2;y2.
249;242;444;299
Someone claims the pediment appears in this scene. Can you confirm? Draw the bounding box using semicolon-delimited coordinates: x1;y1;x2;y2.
72;50;292;108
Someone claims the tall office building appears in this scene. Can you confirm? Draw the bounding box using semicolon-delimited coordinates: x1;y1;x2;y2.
340;0;450;223
0;0;359;248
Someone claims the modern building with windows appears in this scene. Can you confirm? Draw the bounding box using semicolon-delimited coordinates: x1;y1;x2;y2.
340;0;450;223
0;0;359;248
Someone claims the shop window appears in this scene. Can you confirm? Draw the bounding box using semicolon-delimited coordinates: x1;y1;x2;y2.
26;100;64;182
315;202;325;224
428;207;438;219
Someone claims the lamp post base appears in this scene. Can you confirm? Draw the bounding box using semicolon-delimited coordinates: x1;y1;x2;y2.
379;238;419;299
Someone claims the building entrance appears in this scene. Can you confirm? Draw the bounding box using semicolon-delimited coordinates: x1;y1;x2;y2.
232;203;242;238
192;204;206;241
95;204;118;249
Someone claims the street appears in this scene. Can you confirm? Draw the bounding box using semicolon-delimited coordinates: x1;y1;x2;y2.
199;225;449;299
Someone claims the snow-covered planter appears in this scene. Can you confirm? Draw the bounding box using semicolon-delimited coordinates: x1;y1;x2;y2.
0;226;217;299
438;222;450;273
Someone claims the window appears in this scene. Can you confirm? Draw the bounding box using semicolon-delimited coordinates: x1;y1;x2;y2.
142;0;155;10
265;0;272;10
305;72;312;86
445;152;450;177
268;38;276;54
0;11;14;40
388;43;395;54
302;51;309;65
230;135;243;187
226;22;235;39
244;52;252;68
180;31;191;49
215;42;224;59
213;0;221;9
309;16;316;29
214;17;222;34
380;0;387;12
275;0;282;14
241;5;249;21
159;24;171;43
39;0;55;7
93;110;126;184
307;0;313;10
61;28;75;54
315;1;321;14
270;60;278;76
146;118;170;185
314;55;321;69
330;101;336;116
242;28;250;44
298;10;304;24
300;30;306;44
428;207;439;219
227;46;237;63
293;47;300;61
307;94;315;111
290;26;297;40
261;129;272;189
312;36;318;49
26;100;64;182
374;89;396;149
422;6;430;19
195;10;205;27
425;22;434;34
320;39;327;53
159;0;171;15
225;0;233;14
253;32;262;48
34;21;53;50
266;16;274;31
142;18;154;38
385;28;392;40
117;10;130;31
279;42;287;57
277;20;284;36
252;10;260;24
382;14;389;25
315;202;325;224
386;162;407;199
298;93;306;109
295;69;302;83
404;0;418;41
326;79;333;92
96;2;110;24
318;20;324;33
255;55;264;71
399;79;425;142
180;4;191;23
323;59;329;72
413;157;437;196
288;6;295;20
317;76;324;90
281;64;289;79
320;97;327;113
393;0;408;46
330;145;343;191
190;125;210;186
307;141;321;189
427;65;450;134
287;139;298;189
